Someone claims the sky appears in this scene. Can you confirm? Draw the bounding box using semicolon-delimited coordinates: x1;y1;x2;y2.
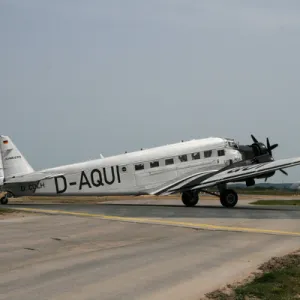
1;0;300;183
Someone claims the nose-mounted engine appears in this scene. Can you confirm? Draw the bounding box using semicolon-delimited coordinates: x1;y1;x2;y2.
250;134;279;158
238;135;277;161
237;134;287;183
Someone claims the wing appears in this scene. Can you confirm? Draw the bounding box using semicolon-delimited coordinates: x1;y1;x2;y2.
189;156;300;191
151;156;300;195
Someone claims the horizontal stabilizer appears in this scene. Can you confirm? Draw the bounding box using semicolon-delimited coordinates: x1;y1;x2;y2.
4;172;64;184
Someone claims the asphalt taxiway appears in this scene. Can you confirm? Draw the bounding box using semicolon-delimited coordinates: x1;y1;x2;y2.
10;199;300;235
1;199;300;300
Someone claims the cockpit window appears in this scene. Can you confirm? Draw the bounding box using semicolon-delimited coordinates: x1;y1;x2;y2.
218;149;225;156
227;140;238;149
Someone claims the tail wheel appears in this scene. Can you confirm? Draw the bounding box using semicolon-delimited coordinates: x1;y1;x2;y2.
181;191;199;207
220;189;238;208
0;196;8;205
0;192;14;205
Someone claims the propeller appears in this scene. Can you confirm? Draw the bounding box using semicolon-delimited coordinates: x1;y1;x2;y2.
250;134;258;143
250;134;288;177
266;137;278;156
279;169;288;176
250;134;278;156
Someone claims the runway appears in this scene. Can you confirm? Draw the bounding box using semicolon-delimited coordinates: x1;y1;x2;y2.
10;198;300;236
1;199;300;300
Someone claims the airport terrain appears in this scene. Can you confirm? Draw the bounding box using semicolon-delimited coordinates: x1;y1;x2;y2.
1;195;300;299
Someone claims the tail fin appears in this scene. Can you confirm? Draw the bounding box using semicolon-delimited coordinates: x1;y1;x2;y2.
0;150;3;186
0;135;34;179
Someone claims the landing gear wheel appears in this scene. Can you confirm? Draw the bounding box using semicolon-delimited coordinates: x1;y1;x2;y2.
0;192;13;205
0;196;8;205
220;189;238;208
181;191;199;207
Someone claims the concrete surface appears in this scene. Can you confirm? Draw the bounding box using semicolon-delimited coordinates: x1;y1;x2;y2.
1;199;300;300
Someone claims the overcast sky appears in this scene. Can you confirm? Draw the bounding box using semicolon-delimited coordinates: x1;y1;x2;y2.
1;0;300;183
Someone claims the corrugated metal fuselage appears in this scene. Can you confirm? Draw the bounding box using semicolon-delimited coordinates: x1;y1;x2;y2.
2;137;242;197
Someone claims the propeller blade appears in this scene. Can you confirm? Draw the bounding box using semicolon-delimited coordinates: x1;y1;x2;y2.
266;137;272;155
269;144;278;151
251;134;258;143
279;169;288;176
266;138;278;156
266;137;270;149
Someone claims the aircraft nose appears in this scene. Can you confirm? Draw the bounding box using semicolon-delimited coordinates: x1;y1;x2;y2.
233;151;243;162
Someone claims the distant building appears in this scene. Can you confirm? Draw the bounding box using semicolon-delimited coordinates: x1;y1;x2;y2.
290;182;300;190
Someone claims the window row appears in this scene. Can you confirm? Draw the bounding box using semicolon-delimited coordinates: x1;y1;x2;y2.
134;149;225;171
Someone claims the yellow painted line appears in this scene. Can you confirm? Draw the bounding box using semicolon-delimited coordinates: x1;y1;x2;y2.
13;207;300;237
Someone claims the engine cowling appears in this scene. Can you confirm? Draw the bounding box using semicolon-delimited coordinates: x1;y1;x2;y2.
251;142;268;156
255;171;276;179
238;135;278;162
237;134;287;183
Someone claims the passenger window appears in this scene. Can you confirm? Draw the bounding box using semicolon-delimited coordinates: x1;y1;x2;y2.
121;166;127;172
165;158;174;165
150;161;159;168
192;152;200;160
178;154;187;162
135;163;144;171
204;150;212;158
218;149;225;156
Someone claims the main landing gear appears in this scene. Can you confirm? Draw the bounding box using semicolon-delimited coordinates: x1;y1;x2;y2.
181;188;238;208
181;191;199;207
219;189;238;208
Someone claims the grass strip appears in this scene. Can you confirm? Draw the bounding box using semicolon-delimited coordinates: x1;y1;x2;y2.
0;208;17;214
205;252;300;300
250;200;300;205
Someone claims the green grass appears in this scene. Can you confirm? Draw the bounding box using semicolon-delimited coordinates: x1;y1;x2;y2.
234;267;300;299
250;200;300;206
0;207;17;214
208;187;300;196
234;188;298;196
206;253;300;300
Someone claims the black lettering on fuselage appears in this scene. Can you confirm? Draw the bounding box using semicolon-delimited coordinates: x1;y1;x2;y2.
79;171;92;190
116;165;121;183
29;184;35;191
55;175;67;194
103;166;115;185
53;165;122;194
90;169;104;187
20;181;46;193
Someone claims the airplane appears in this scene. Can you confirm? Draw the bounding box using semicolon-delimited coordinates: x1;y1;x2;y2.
1;134;300;207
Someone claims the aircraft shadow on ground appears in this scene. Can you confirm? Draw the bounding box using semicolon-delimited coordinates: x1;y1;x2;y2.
9;202;300;220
